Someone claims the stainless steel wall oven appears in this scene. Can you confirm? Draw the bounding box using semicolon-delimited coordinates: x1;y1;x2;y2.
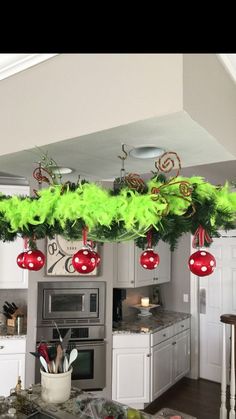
36;281;106;390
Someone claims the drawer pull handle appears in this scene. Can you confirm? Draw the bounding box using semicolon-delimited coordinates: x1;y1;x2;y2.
0;346;4;349
181;325;185;328
172;342;176;345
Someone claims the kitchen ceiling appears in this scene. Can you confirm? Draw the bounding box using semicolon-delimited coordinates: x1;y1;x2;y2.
0;111;234;183
0;53;235;184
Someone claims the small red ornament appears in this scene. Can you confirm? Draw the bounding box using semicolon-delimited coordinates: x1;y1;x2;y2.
188;250;216;277
24;249;45;271
16;251;27;269
72;248;97;274
140;248;160;270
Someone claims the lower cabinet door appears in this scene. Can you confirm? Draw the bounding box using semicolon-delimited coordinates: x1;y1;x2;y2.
112;347;150;407
0;354;25;396
173;330;190;383
151;338;173;400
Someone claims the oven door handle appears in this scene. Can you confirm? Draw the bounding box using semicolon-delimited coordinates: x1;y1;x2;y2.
74;341;105;348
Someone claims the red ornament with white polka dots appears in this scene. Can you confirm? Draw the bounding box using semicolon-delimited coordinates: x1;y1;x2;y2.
16;251;27;269
22;249;45;271
72;247;99;274
140;248;160;270
188;250;216;276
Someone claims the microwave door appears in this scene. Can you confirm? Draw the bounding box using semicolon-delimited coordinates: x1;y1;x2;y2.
44;289;98;319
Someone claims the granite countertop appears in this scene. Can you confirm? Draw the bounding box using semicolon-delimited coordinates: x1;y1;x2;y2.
113;309;191;334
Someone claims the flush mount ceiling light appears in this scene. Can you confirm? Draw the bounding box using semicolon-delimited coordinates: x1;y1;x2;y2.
129;145;165;159
50;166;73;174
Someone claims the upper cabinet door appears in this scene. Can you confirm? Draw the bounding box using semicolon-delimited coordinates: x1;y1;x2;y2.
113;240;171;288
0;185;29;289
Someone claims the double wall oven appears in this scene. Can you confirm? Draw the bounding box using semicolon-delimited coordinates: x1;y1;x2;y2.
36;281;106;390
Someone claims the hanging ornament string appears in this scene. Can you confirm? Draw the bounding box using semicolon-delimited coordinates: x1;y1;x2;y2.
147;229;152;249
23;237;28;250
192;225;213;248
82;226;88;247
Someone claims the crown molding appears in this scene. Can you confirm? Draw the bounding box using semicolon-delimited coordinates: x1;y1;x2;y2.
0;54;58;81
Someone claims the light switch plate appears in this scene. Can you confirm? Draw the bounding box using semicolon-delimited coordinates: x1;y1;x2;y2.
183;293;189;303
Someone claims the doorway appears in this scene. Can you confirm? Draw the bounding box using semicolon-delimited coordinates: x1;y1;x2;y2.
190;230;236;382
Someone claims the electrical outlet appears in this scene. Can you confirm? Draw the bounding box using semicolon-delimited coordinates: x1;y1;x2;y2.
183;294;189;303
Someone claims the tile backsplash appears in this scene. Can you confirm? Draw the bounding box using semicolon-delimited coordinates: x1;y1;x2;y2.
0;289;27;313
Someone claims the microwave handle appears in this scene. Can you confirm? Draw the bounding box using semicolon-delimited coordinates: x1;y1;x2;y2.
82;294;85;312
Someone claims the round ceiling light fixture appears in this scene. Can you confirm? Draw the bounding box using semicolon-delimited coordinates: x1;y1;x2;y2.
50;166;74;174
129;145;165;159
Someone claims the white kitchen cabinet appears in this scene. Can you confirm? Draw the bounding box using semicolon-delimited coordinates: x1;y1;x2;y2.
0;338;26;396
113;240;171;288
0;185;29;289
112;334;150;409
112;318;190;407
151;319;190;399
173;329;190;383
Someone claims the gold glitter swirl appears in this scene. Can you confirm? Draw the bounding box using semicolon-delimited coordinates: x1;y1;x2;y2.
179;181;192;197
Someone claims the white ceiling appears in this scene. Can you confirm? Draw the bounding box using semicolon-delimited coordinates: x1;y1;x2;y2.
0;111;234;183
0;54;235;184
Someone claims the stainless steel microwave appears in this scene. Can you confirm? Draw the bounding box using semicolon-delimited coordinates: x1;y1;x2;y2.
37;281;105;326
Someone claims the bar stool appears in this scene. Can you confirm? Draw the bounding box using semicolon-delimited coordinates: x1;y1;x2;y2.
220;314;236;419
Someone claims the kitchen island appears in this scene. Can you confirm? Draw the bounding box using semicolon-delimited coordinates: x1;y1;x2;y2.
0;384;153;418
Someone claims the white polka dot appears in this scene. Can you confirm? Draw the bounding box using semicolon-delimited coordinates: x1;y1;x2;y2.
201;266;207;272
82;265;87;270
91;258;96;263
190;259;194;265
37;256;42;261
210;260;215;266
83;250;88;255
143;252;147;256
149;257;154;262
29;262;34;268
154;263;158;268
17;258;21;262
143;264;147;269
75;257;79;262
22;264;25;267
200;251;206;256
28;250;32;254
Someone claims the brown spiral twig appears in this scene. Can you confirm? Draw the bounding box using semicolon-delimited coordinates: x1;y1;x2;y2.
125;173;146;192
155;151;181;178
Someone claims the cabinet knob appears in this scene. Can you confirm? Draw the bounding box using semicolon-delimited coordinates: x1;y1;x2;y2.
172;341;176;345
181;325;184;328
131;280;134;284
146;354;151;357
163;334;166;337
0;345;4;349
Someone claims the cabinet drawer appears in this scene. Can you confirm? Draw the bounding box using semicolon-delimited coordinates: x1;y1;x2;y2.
174;318;190;335
113;334;150;349
0;339;26;354
151;325;174;346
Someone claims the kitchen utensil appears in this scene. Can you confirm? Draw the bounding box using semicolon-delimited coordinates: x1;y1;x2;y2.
68;348;78;369
54;344;63;374
62;328;71;354
38;343;50;364
63;354;69;372
51;360;56;373
39;356;48;373
53;321;63;344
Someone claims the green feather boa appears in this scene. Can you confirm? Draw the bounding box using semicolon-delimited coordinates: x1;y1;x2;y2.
0;176;235;248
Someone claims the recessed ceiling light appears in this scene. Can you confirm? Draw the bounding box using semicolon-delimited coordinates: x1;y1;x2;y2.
129;146;165;159
50;166;73;175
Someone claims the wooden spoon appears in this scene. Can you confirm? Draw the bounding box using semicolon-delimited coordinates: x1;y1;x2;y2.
54;344;63;374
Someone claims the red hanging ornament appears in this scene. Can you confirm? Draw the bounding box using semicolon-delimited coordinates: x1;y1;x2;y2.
189;226;216;276
87;240;101;267
140;248;160;270
72;248;97;274
72;227;99;274
24;249;45;271
188;250;216;277
140;230;160;270
16;251;27;269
